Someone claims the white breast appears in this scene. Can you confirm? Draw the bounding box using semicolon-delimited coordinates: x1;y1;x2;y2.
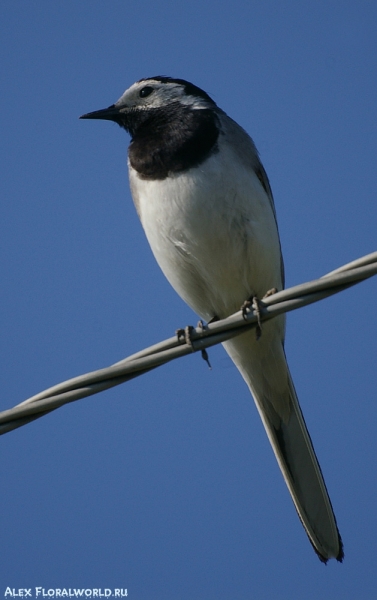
128;116;283;322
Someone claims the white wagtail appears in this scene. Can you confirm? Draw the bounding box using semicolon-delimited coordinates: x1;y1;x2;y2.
81;76;343;563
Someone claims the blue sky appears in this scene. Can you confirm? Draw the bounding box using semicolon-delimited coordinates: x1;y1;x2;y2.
1;2;377;598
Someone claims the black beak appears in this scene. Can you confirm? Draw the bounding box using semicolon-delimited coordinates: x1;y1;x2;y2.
80;104;122;121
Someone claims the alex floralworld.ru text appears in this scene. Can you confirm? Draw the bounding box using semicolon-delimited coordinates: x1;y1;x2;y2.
4;590;128;598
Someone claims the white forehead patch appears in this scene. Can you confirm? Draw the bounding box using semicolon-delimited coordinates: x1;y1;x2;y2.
114;80;212;111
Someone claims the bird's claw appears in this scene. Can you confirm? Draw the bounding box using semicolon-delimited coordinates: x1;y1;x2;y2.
176;321;212;369
176;325;195;347
263;287;278;299
197;321;212;369
241;298;261;333
241;288;278;340
252;297;263;340
201;348;212;369
241;298;253;321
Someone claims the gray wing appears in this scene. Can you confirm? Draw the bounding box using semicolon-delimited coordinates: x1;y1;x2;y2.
218;110;285;287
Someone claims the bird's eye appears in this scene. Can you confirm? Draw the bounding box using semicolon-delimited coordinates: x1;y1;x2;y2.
139;86;154;98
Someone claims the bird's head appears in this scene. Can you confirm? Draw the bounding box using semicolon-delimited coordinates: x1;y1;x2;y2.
80;76;216;135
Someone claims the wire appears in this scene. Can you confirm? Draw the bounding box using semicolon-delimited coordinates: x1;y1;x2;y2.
1;251;376;436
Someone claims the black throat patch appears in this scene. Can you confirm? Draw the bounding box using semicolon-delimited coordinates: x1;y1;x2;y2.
123;102;220;180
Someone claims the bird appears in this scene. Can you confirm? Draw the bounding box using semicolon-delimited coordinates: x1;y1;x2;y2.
80;76;343;563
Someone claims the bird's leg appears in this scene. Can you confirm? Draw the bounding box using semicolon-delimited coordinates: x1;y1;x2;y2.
197;320;212;369
241;288;278;340
176;319;216;369
252;297;263;340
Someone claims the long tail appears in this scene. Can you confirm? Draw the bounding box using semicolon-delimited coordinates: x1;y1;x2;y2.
223;325;343;563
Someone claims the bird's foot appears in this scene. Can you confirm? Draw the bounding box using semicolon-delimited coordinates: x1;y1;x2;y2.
176;325;195;348
241;288;277;340
176;321;212;369
197;320;212;369
263;287;278;299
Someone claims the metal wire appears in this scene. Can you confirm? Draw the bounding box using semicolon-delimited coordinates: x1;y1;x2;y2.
1;251;376;436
